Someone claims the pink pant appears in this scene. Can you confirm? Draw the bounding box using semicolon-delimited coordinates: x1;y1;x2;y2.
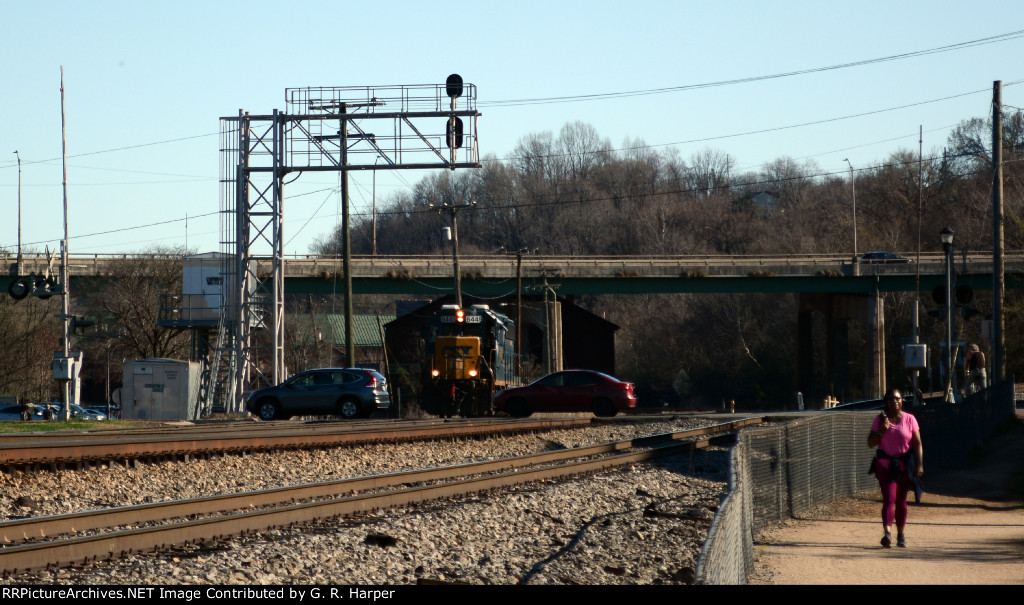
875;458;910;528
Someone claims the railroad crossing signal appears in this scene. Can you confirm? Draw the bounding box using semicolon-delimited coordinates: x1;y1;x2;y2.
931;284;974;305
7;276;59;301
929;284;980;319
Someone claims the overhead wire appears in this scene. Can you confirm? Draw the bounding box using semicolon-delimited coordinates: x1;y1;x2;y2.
338;145;1005;223
5;211;220;250
3;35;1020;178
22;111;1004;253
1;33;1020;252
481;30;1024;107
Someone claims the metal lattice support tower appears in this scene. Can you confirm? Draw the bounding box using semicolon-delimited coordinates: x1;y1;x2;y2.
218;111;285;412
218;79;480;413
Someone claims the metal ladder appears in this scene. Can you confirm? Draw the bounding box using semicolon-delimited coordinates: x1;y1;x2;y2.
199;316;236;415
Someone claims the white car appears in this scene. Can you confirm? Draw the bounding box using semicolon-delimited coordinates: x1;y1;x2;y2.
49;403;107;420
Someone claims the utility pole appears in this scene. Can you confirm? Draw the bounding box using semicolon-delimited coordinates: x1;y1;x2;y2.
372;160;379;256
843;158;858;264
59;67;73;421
913;127;923;400
432;201;476;308
13;151;22;276
516;249;523;373
991;81;1005;385
340;104;355;368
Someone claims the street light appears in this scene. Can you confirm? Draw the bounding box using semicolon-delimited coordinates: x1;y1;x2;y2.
941;226;955;402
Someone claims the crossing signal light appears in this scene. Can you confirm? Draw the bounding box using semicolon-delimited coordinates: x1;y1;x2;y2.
8;278;30;301
7;276;59;301
932;285;977;306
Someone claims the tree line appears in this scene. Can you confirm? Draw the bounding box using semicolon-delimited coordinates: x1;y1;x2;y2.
1;114;1021;410
314;116;1024;408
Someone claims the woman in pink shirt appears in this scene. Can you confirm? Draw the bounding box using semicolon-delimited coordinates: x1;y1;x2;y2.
867;388;924;548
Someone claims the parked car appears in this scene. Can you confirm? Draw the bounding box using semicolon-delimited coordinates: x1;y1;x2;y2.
860;251;913;264
86;405;120;419
50;403;107;420
0;405;46;421
493;370;638;418
245;368;391;421
34;402;62;420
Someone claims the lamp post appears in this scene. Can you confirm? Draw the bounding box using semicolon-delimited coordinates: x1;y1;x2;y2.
844;159;858;264
941;226;955;403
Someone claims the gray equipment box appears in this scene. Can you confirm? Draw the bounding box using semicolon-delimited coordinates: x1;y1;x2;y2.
122;359;201;421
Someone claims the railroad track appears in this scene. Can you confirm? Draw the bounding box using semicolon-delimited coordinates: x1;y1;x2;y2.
0;417;759;575
0;417;594;468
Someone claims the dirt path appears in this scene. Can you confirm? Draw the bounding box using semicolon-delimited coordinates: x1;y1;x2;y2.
749;415;1024;585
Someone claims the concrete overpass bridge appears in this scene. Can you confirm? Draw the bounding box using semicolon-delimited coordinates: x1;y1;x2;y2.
279;252;1022;297
5;251;1021;402
7;251;1020;296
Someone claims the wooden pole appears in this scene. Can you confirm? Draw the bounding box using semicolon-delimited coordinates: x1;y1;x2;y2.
991;81;1005;384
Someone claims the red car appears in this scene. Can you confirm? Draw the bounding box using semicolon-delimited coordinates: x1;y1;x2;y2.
493;370;637;417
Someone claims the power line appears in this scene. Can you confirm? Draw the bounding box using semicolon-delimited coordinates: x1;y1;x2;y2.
480;86;1008;168
3;83;1015;196
0;132;219;171
20;147;1005;253
3;211;219;249
482;30;1024;107
348;147;997;221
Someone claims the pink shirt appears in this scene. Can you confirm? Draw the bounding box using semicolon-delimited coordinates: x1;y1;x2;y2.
872;412;919;457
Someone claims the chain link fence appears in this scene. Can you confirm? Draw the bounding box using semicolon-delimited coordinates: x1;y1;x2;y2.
695;379;1016;584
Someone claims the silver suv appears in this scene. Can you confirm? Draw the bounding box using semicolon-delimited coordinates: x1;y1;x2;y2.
245;368;390;421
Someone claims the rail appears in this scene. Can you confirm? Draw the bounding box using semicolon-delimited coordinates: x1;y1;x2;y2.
0;417;593;468
0;418;758;574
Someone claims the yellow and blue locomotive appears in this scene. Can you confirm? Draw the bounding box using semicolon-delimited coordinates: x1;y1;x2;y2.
420;304;519;416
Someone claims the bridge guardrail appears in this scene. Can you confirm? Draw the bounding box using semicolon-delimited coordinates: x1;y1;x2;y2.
5;252;1023;280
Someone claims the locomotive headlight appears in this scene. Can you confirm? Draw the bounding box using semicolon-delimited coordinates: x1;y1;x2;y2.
468;369;478;377
456;309;465;323
431;369;440;377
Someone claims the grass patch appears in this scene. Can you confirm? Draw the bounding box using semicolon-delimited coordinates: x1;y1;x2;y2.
0;420;147;434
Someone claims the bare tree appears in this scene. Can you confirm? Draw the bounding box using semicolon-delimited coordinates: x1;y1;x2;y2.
687;148;735;198
79;247;190;361
0;294;62;402
557;121;610;181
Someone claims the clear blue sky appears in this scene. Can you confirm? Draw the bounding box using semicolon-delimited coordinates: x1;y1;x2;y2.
2;1;1022;257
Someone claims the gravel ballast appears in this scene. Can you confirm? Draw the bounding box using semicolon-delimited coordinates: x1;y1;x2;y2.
1;418;730;585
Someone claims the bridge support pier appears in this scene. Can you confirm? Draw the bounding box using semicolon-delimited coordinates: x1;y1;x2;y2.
798;292;886;406
868;293;886;399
